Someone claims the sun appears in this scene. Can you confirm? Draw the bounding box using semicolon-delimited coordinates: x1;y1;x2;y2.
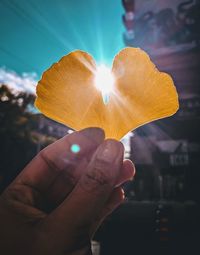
94;65;115;104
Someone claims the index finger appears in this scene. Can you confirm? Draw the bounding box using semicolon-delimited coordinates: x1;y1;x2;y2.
14;128;105;192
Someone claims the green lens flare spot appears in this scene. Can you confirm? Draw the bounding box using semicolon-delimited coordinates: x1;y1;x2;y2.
71;144;80;153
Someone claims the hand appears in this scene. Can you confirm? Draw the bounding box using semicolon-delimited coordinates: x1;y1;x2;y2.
0;128;135;255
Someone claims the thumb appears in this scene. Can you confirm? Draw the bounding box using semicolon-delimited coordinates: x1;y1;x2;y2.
45;139;124;241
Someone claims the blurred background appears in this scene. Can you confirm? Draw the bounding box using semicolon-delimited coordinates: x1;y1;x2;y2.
0;0;200;254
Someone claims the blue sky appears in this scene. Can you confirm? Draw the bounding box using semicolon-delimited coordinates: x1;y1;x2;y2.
0;0;125;79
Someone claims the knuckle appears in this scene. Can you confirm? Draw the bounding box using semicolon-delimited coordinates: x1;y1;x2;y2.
38;149;67;173
39;147;80;173
86;169;110;186
39;149;79;187
94;157;113;171
81;160;114;192
62;169;77;187
38;150;59;171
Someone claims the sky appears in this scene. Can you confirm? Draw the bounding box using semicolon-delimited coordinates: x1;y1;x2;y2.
0;0;125;86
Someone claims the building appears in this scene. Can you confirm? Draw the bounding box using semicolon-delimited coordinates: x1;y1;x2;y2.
122;0;200;202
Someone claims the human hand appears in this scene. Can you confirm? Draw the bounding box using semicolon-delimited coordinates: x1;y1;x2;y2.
0;127;135;255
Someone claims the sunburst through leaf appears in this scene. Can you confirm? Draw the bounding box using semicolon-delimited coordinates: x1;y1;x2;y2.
35;47;179;140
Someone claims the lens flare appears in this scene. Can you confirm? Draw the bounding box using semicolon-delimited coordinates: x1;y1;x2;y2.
71;144;80;153
94;65;115;104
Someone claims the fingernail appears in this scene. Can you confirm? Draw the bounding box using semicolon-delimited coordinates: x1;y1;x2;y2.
125;159;136;180
121;188;125;200
80;127;105;145
96;139;124;163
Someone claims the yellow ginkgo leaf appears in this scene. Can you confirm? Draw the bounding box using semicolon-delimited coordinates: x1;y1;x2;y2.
35;47;179;140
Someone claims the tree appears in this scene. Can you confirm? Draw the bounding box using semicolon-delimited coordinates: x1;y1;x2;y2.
0;84;49;192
